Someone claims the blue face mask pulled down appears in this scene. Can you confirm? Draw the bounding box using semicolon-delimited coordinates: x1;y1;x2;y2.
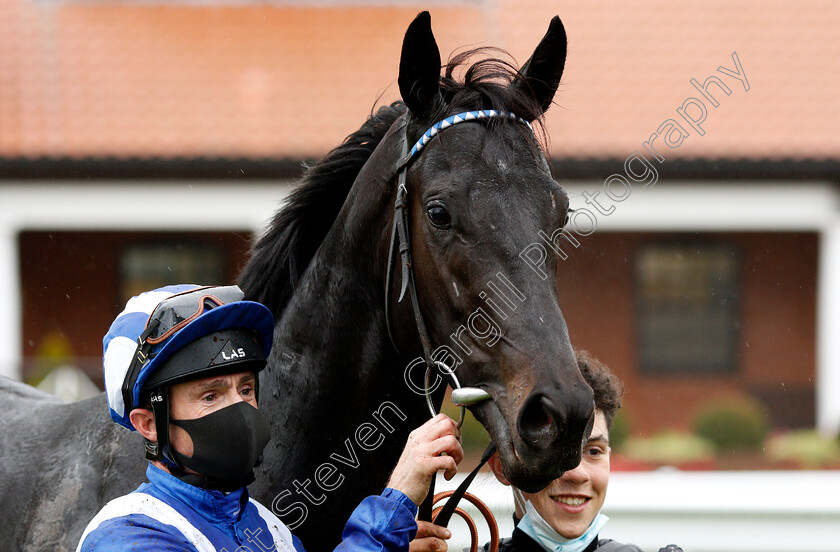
514;489;609;552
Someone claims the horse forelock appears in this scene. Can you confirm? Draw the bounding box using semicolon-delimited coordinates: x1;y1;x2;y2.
238;102;407;317
435;48;548;144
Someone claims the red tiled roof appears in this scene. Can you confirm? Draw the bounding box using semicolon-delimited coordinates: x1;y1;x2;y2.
0;0;837;160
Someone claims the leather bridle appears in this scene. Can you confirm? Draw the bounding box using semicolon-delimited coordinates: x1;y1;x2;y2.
385;109;533;414
383;109;534;551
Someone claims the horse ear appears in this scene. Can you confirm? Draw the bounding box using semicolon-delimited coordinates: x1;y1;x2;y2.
399;11;442;119
513;16;567;114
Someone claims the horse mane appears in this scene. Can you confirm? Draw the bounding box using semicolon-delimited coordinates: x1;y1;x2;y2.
238;101;405;315
239;48;546;318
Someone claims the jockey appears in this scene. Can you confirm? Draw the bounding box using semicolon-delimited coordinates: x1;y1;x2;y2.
78;284;462;552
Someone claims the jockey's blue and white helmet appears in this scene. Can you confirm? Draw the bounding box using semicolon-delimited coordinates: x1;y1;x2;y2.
103;284;274;430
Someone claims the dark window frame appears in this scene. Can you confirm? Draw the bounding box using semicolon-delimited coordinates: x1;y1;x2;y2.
634;239;741;376
118;239;227;306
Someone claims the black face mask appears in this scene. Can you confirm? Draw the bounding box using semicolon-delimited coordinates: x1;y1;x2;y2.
169;401;271;492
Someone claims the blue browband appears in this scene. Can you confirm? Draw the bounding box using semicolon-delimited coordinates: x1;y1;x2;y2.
405;110;533;164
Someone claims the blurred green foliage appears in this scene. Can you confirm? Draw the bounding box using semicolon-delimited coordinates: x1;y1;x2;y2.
692;395;769;453
621;431;716;464
767;430;840;468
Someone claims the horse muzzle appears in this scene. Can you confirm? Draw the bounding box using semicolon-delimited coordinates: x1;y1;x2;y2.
472;382;594;493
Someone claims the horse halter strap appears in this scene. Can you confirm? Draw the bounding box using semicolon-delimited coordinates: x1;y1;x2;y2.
385;110;532;551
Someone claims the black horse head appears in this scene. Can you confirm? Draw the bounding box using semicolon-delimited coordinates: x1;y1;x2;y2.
389;12;594;492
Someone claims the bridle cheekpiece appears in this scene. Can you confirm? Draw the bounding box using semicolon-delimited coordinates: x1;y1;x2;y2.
386;108;533;544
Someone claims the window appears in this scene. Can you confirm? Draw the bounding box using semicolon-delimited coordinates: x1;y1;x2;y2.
119;241;225;305
636;242;739;375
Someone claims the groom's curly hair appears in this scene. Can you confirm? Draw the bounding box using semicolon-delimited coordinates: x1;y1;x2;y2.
576;350;624;429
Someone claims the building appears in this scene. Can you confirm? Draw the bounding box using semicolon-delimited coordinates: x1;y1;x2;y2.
1;0;838;436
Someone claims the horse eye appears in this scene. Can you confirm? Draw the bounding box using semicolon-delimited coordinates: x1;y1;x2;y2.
426;205;452;228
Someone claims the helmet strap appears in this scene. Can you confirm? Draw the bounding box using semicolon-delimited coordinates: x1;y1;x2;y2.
146;386;214;488
123;318;161;415
146;387;180;472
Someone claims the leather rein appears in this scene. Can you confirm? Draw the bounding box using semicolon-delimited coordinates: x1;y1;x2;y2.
384;109;534;552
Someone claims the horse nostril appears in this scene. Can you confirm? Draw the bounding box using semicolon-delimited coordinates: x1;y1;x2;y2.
517;393;563;448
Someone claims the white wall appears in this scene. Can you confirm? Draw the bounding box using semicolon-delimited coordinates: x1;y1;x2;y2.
0;222;20;381
818;223;840;436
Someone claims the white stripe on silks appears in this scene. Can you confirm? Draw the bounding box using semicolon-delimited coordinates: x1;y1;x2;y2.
102;336;138;418
249;498;296;551
75;493;216;552
117;290;176;319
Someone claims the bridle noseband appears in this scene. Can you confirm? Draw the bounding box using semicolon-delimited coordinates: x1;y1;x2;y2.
383;110;534;546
